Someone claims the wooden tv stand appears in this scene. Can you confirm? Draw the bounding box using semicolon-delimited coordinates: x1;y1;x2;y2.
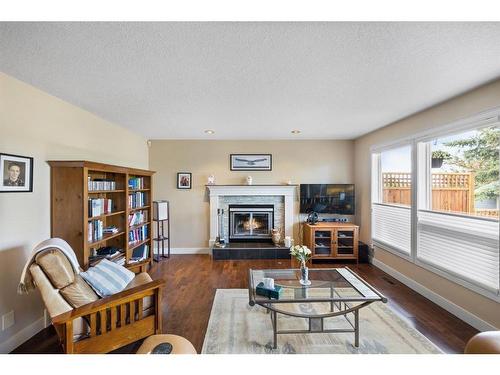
303;222;359;262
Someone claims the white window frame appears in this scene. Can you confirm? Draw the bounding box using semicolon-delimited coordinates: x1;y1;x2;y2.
371;141;414;262
370;106;500;302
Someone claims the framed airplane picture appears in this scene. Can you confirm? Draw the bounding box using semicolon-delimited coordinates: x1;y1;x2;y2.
230;154;272;171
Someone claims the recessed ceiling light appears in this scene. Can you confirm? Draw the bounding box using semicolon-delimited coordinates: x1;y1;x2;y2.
291;130;301;134
204;129;215;135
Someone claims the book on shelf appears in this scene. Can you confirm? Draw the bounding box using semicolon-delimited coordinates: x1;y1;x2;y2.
113;256;126;266
103;225;119;234
88;220;104;242
128;211;147;226
88;198;113;217
128;191;146;209
128;177;145;190
128;224;149;244
88;177;117;191
129;244;149;263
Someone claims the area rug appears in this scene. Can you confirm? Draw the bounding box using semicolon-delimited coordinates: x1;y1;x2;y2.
202;289;442;354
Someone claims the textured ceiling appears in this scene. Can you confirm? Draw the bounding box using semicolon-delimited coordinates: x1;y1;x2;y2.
1;22;500;140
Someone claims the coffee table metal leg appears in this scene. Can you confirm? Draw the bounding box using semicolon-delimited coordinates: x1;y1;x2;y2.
272;310;277;349
354;309;359;347
330;286;334;312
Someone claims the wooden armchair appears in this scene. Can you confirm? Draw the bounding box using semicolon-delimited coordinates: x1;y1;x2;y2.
29;247;165;354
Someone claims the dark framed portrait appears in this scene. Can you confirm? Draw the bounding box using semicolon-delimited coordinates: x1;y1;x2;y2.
230;154;272;171
177;172;192;189
0;153;34;193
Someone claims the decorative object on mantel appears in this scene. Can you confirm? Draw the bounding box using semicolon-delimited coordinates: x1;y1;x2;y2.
271;228;281;246
207;174;216;185
230;154;272;171
290;245;312;286
0;153;33;193
284;236;292;248
215;208;227;248
246;175;253;185
177;172;192;189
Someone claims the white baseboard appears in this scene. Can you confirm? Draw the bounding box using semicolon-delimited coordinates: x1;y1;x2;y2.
154;247;210;255
371;258;497;332
0;316;45;354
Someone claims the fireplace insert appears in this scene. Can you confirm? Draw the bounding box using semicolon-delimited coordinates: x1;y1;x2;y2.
228;204;274;242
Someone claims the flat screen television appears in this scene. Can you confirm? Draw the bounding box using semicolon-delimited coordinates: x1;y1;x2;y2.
300;184;355;214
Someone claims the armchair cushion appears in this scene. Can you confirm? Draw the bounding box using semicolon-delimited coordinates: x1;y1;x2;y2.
125;272;154;311
35;248;75;289
80;259;135;297
60;275;99;308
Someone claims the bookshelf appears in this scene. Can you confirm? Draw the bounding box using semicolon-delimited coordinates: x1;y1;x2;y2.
48;160;154;273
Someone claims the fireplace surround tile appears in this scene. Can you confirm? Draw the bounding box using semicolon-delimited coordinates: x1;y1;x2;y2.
206;185;297;248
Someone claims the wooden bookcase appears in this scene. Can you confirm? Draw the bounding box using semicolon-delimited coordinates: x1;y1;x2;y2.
303;222;359;263
48;160;154;273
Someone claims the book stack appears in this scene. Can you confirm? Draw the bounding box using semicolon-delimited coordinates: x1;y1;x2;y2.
103;225;119;234
88;246;125;266
128;211;146;226
88;198;113;217
128;244;149;263
128;192;145;209
129;224;148;244
88;220;104;242
113;256;126;266
128;177;145;190
88;177;117;191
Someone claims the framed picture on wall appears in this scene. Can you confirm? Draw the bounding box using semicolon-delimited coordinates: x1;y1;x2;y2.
177;172;192;189
0;153;34;193
230;154;272;171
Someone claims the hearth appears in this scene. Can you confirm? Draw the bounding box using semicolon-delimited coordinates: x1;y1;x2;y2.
229;204;274;242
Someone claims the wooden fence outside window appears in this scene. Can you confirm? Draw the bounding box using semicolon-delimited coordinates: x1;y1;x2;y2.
382;172;499;218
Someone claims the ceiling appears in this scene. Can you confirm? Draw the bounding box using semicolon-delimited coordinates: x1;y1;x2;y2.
1;22;500;140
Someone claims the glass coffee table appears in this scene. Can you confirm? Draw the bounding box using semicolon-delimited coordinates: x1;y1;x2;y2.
248;267;387;349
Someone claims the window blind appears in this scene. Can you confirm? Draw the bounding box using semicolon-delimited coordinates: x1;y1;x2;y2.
372;203;411;255
417;210;500;294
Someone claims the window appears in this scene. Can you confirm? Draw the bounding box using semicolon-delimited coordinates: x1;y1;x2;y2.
371;113;500;300
371;144;412;256
416;126;499;294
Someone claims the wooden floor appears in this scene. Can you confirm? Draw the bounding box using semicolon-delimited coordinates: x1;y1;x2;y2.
12;255;478;354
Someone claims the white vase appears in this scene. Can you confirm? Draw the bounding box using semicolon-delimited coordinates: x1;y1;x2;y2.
246;176;253;185
284;236;292;248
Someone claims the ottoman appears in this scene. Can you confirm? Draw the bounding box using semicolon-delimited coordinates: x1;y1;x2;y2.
136;334;197;354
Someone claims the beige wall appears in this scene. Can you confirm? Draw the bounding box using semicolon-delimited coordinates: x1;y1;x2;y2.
150;140;354;248
354;78;500;329
0;72;149;352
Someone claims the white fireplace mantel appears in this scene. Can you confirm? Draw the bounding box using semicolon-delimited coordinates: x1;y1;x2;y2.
206;185;297;246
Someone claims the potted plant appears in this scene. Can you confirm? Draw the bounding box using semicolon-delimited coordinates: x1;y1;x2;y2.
431;150;452;168
290;245;312;285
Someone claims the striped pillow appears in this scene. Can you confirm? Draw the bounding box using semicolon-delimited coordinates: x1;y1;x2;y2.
80;259;135;297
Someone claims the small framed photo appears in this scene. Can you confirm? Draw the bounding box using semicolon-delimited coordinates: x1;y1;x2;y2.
0;153;33;193
177;172;192;189
230;154;272;171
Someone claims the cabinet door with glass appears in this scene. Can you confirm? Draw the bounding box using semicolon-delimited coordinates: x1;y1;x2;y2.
333;228;358;259
312;229;334;257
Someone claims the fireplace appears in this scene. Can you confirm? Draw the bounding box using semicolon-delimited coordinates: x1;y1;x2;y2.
229;204;274;242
